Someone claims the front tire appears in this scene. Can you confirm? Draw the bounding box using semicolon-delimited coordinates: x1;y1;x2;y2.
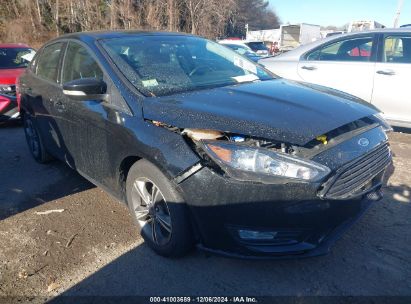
22;113;53;163
126;159;194;257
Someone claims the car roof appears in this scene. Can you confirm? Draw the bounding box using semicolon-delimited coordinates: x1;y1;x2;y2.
265;28;411;61
46;30;196;45
219;40;248;44
0;43;31;48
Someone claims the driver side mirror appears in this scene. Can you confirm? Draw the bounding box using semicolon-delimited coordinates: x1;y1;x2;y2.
63;78;107;101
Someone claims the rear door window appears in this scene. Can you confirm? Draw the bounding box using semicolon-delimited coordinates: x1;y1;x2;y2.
383;35;411;63
36;43;64;83
306;36;374;62
62;42;103;84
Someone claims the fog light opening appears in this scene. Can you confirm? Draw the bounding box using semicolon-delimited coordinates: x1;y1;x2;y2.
238;229;278;241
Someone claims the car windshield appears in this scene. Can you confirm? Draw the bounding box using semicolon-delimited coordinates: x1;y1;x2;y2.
0;48;35;69
246;42;268;52
101;35;273;97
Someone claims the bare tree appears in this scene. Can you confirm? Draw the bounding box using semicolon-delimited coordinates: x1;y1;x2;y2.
0;0;279;45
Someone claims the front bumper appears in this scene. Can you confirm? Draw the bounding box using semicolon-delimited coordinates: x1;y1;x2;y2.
179;166;384;259
173;125;392;258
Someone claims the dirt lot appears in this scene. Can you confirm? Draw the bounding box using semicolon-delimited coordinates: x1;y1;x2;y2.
0;122;410;300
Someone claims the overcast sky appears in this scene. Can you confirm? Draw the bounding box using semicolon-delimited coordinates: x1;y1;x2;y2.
268;0;411;27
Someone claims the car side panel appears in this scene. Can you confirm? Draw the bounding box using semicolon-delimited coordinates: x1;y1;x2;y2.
372;62;411;126
20;69;66;159
67;109;201;201
262;60;301;80
371;33;411;127
296;60;376;102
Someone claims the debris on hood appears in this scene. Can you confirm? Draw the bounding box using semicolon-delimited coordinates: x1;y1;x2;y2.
316;135;328;145
182;129;223;141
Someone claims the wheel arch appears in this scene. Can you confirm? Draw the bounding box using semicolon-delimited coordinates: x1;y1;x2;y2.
19;95;36;117
118;155;142;199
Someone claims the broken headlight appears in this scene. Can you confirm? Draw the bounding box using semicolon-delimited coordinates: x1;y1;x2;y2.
202;141;330;183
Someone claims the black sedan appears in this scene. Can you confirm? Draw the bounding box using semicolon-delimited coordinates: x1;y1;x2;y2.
19;31;393;258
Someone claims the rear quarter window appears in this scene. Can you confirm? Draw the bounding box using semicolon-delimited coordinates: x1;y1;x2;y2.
36;43;64;83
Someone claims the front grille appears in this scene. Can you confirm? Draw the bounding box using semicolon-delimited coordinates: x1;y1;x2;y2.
320;143;391;199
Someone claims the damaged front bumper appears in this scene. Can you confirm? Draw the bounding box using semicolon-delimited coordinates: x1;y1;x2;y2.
179;166;384;259
176;126;392;259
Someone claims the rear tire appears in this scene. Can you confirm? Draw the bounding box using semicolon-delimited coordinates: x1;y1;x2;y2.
126;159;194;257
22;113;53;163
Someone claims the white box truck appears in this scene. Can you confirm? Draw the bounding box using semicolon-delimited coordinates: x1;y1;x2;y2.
246;29;281;44
246;24;321;53
279;23;321;51
348;20;385;32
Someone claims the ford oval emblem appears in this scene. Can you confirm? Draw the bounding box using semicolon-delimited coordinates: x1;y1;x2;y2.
358;138;370;147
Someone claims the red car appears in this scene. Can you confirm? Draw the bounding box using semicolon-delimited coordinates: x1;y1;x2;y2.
0;43;35;122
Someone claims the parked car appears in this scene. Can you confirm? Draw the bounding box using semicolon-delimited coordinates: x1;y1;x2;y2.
219;43;261;62
19;31;392;258
0;43;35;121
219;40;270;57
245;41;270;56
260;29;411;128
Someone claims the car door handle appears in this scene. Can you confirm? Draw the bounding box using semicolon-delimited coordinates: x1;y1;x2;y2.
376;70;395;76
54;100;66;112
301;65;317;71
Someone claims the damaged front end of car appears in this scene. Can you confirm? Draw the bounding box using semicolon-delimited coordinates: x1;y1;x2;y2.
143;112;393;258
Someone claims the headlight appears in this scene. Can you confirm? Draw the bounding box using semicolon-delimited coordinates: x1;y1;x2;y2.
0;84;15;95
202;141;330;183
373;113;393;133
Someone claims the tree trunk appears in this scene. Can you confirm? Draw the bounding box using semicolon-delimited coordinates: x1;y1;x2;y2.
35;0;42;23
55;0;59;36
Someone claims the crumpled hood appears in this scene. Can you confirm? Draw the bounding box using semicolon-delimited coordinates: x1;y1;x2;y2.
0;68;25;84
142;79;379;146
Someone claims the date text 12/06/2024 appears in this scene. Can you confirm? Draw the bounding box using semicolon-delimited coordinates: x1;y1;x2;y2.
149;296;258;303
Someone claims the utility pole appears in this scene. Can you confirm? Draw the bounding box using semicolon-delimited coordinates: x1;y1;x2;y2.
393;0;404;28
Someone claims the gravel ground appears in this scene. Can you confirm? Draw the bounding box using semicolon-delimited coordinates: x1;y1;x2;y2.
0;122;410;300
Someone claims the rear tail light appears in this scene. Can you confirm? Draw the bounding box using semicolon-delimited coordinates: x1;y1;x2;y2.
0;95;11;112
